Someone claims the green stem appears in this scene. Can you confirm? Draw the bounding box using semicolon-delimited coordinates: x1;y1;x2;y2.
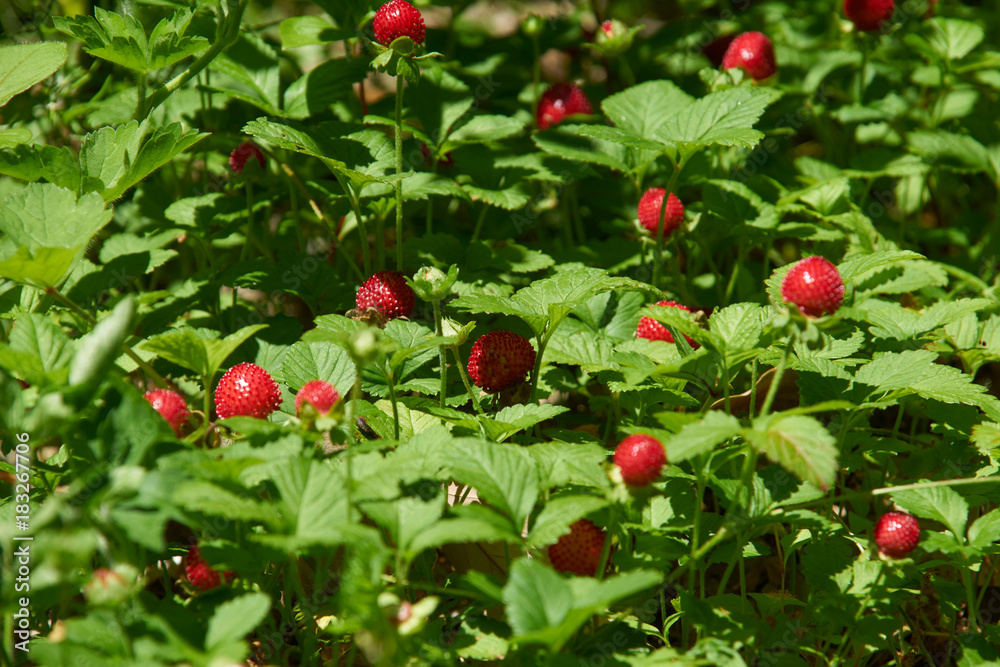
870;476;1000;496
386;365;400;441
962;566;979;633
394;73;405;272
139;0;248;119
470;204;489;243
433;301;447;411
595;509;617;580
759;336;793;418
449;345;483;414
133;72;147;121
341;185;372;276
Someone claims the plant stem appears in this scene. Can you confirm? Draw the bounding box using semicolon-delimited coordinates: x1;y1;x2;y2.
433;301;447;411
134;72;146;121
449;345;483;414
470;204;489;243
759;337;793;418
386;364;400;441
870;476;1000;495
340;184;372;276
394;73;405;272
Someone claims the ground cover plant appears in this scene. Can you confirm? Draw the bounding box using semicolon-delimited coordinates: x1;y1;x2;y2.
2;0;1000;664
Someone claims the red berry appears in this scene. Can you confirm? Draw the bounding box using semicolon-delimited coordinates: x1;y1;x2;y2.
614;434;667;487
467;330;536;394
356;271;415;321
144;389;190;436
548;519;606;577
636;300;699;348
637;188;684;239
184;545;233;591
874;511;920;558
373;0;426;46
229;142;265;174
721;31;777;80
844;0;895;32
601;20;614;37
780;256;845;318
536;83;593;131
295;380;341;417
214;362;282;419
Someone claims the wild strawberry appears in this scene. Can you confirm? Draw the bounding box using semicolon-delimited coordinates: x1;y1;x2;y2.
721;31;777;80
548;519;606;577
637;188;684;239
536;83;593;131
614;434;667;487
601;20;614;37
467;330;536;394
636;300;699;348
373;0;426;46
229;142;265;174
844;0;895;32
356;271;416;321
84;568;130;606
780;256;844;318
184;545;234;591
144;389;190;436
874;511;920;558
214;362;282;419
295;380;341;417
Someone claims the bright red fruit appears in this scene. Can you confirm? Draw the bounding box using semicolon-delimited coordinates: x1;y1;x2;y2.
780;256;845;318
614;434;667;487
467;330;536;394
144;389;190;436
229;142;265;174
637;188;684;239
356;271;415;321
844;0;895;32
548;519;606;577
874;511;920;558
636;300;699;348
184;545;234;591
214;362;282;419
373;0;426;46
536;83;593;131
601;20;614;37
295;380;340;417
721;31;777;80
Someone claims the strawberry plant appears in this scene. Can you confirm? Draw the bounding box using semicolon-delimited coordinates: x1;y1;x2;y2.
2;0;1000;665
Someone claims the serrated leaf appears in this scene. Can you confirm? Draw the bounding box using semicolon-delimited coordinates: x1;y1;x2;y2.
529;441;610;490
602;80;694;144
662;412;742;462
747;414;838;491
528;495;610;548
532;125;631;174
926;18;984;61
446;115;525;147
279;16;352;49
205;592;271;650
447;439;539;531
658;87;770;150
837;250;924;283
968;508;1000;550
69;296;135;386
891;485;969;539
280;341;356;396
908;130;990;173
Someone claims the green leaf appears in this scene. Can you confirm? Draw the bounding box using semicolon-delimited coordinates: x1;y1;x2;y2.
747;414;838;491
855;350;993;410
0;42;68;107
205;592;271;650
279;16;353;49
503;558;574;638
203;325;270;379
0;246;84;289
8;313;75;380
837;250;924;283
658;87;771;150
69;296;135;386
284;58;369;119
141;328;211;378
478;404;571;443
532;125;631;174
529;441;610;490
280;341;356;397
601;79;693;144
528;495;610;548
968;509;1000;550
891;485;969;540
446;115;526;148
926;18;984;61
908;130;990;173
709;303;767;357
0;143;81;190
0;128;32;149
662;412;742;462
447;439;539;531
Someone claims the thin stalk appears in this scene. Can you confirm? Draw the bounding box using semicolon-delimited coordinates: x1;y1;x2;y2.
433;301;447;411
133;72;146;121
595;510;617;580
470;203;489;243
449;346;483;414
340;184;372;276
394;73;405;272
962;566;979;633
386;365;400;441
870;476;1000;495
976;557;999;616
759;337;793;418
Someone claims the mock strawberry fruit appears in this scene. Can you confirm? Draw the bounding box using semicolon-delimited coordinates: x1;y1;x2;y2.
184;545;234;591
536;83;593;131
467;330;536;394
844;0;895;32
214;362;282;419
636;300;699;348
295;379;341;417
356;271;415;321
614;434;667;487
874;511;920;558
144;389;190;436
229;142;265;174
548;519;606;577
721;31;777;80
780;256;845;318
373;0;426;46
637;188;684;239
